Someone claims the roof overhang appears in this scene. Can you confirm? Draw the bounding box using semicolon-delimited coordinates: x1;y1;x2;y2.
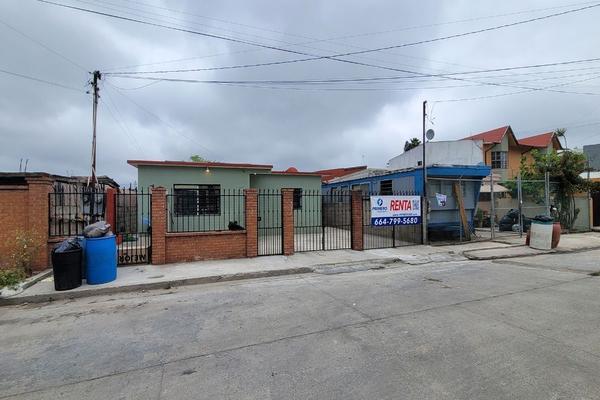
127;160;273;170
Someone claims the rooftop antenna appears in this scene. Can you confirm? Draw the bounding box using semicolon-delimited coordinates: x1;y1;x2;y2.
19;158;22;172
24;159;29;173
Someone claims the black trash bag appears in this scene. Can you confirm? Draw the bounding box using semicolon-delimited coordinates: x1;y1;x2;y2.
83;221;112;238
533;215;554;223
228;221;245;231
54;238;82;253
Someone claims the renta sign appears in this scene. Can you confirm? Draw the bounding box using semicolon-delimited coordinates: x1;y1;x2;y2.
370;195;421;226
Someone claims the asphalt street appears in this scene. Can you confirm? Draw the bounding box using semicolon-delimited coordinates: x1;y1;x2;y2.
2;250;600;399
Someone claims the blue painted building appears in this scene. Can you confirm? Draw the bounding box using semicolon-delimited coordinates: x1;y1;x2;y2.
322;164;491;236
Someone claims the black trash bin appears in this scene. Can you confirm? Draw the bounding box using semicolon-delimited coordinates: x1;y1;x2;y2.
52;241;83;291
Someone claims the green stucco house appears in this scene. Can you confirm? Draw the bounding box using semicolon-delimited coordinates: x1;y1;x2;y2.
128;160;322;232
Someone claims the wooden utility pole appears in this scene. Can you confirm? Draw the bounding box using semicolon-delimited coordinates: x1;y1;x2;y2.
422;100;428;245
453;181;471;241
88;70;101;187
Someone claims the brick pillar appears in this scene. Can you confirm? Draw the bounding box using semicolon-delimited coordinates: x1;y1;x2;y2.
151;187;167;265
351;190;364;251
244;188;258;257
105;187;117;231
26;176;53;271
281;188;295;256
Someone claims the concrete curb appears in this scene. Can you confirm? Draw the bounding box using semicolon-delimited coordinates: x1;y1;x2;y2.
5;242;599;306
463;244;600;261
0;267;313;306
0;269;53;299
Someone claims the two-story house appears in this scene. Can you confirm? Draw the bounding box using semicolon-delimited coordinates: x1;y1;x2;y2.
463;126;563;180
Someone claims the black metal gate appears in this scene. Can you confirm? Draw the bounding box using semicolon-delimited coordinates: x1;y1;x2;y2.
115;188;152;265
593;191;600;227
294;190;352;252
362;192;422;249
258;190;283;256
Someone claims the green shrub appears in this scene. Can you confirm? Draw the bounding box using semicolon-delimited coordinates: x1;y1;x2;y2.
0;268;26;289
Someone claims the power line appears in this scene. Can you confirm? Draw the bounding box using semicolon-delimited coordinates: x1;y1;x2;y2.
118;0;599;41
39;0;600;77
432;73;600;102
0;67;85;92
100;85;143;153
101;0;598;72
86;0;469;77
107;80;162;90
39;0;600;98
108;60;600;86
104;82;220;159
0;18;89;72
105;3;600;75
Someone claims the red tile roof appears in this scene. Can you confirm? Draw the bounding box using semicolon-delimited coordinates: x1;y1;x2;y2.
518;132;561;149
271;171;322;176
314;166;368;183
127;160;273;169
463;125;510;144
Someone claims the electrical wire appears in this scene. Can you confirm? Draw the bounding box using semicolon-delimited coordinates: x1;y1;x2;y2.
38;0;600;98
432;73;600;102
101;0;598;72
116;0;599;42
0;67;85;92
104;82;220;159
107;61;600;86
100;84;143;153
38;0;600;77
85;0;468;76
99;94;142;154
0;18;89;72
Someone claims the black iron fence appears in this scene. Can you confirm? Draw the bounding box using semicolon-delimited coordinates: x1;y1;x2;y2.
167;189;245;233
258;189;283;255
362;191;422;249
49;189;106;237
294;190;352;252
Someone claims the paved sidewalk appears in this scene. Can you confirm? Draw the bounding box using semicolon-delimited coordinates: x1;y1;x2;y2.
3;232;600;305
464;231;600;259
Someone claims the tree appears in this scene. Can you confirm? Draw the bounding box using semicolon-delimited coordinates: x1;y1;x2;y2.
190;155;209;162
520;149;587;230
404;138;421;152
554;127;567;150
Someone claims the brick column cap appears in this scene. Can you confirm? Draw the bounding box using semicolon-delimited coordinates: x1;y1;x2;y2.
25;176;54;185
244;188;258;194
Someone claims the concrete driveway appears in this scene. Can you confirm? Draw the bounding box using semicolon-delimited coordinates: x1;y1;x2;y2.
1;251;600;399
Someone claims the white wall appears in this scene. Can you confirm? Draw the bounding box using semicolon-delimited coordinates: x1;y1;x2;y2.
388;140;484;170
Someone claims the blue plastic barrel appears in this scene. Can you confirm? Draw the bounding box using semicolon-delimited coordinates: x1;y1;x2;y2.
85;235;117;284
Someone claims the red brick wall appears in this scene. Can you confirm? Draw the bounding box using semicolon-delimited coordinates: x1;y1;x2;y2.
27;178;53;270
165;231;247;263
281;189;295;256
244;189;258;257
351;190;364;251
0;178;53;271
0;187;29;268
151;187;167;265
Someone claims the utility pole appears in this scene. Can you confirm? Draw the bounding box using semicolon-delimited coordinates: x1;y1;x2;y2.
88;70;101;188
422;100;428;245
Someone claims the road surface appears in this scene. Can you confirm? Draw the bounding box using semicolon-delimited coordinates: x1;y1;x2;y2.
2;250;600;399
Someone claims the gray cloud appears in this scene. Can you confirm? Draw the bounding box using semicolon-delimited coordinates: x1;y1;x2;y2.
1;0;600;185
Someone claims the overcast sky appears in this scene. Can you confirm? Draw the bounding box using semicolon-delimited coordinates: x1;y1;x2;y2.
2;0;600;184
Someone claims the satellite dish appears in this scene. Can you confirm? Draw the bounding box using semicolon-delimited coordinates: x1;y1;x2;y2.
426;129;435;141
